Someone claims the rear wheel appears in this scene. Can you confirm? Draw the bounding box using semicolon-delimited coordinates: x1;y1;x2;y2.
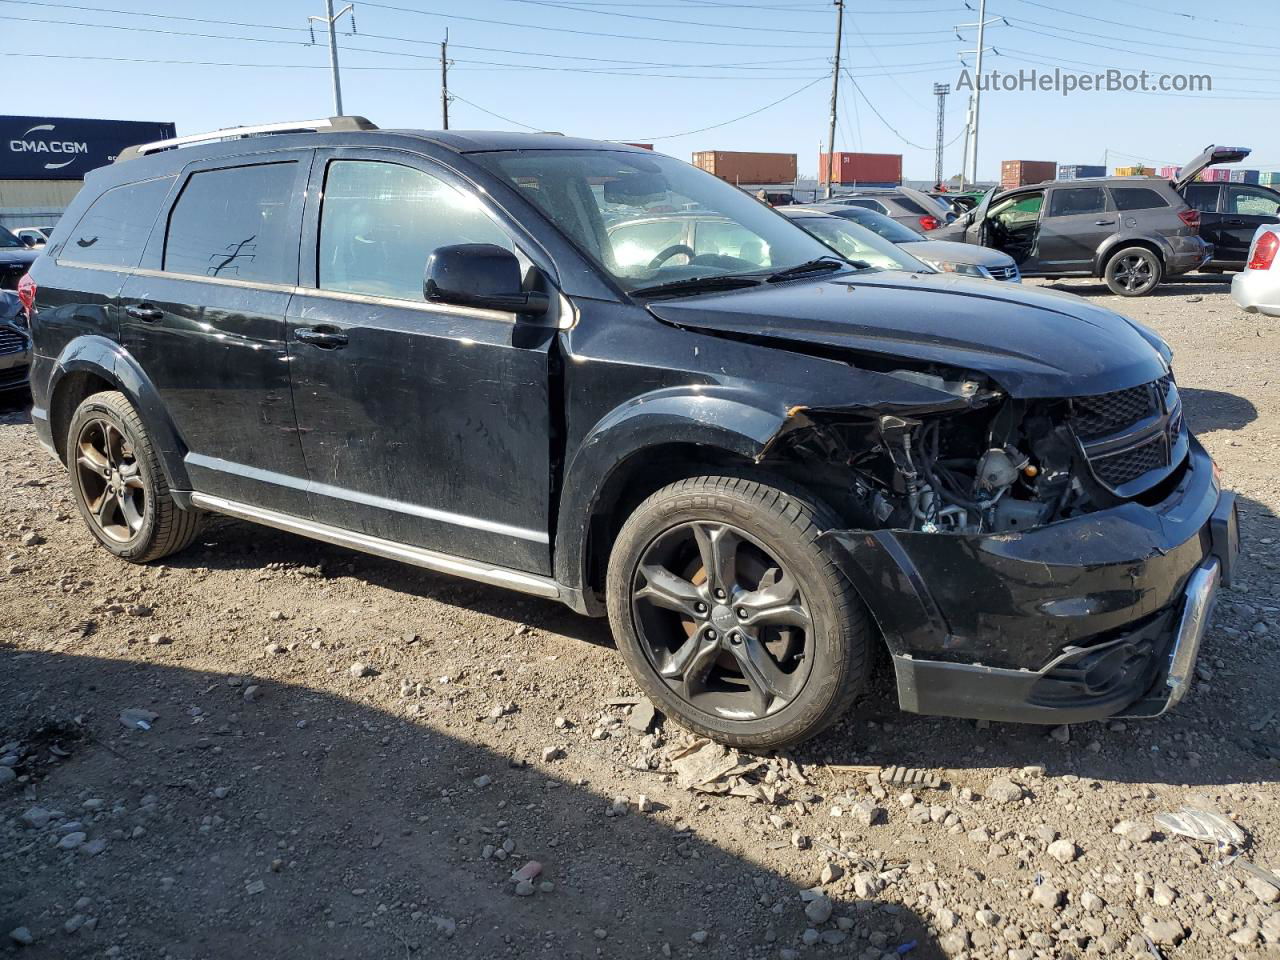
67;391;202;562
606;475;870;750
1104;246;1163;296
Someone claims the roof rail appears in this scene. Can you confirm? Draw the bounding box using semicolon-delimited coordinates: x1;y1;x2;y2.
115;116;378;163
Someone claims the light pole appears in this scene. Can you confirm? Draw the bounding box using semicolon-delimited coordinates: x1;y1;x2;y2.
933;83;950;188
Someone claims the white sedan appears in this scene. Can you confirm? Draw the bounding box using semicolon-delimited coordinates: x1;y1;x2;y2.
1231;224;1280;317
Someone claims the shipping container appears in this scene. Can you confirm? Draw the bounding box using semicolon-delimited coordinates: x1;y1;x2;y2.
1057;164;1105;180
818;152;902;186
1259;172;1280;186
0;115;176;180
1001;160;1056;188
1200;168;1233;182
1229;169;1260;184
1158;165;1181;179
1113;165;1156;177
692;150;797;184
624;142;655;151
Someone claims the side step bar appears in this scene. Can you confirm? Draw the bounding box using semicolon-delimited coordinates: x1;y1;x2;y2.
189;493;562;601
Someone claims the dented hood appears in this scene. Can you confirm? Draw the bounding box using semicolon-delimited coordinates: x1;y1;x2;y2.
646;271;1168;398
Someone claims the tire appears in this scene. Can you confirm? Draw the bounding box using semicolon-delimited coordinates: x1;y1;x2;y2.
66;390;203;563
606;474;871;750
1103;246;1163;296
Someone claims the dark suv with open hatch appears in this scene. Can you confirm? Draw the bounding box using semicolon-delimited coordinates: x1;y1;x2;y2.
25;118;1238;749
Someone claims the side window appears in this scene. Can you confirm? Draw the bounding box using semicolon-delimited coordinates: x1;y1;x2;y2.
61;177;174;268
1183;184;1221;213
318;160;512;302
1110;188;1170;211
893;197;927;215
164;163;297;283
694;220;769;265
1228;187;1280;217
844;198;887;214
1048;187;1107;217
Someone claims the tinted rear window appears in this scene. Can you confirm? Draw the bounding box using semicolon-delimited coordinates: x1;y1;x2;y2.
164;163;297;284
1183;183;1220;213
61;177;174;268
1111;187;1170;211
892;197;927;215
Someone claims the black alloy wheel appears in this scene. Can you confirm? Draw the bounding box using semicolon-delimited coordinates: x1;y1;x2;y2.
632;519;814;721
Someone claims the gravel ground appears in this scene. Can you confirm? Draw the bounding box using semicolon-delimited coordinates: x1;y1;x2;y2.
1;274;1278;960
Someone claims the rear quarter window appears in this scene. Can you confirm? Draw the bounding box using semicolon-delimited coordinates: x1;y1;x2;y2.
59;176;174;269
1110;188;1170;212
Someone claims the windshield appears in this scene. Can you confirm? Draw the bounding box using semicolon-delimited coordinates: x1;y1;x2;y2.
0;227;22;249
830;207;923;244
792;217;930;273
472;149;843;292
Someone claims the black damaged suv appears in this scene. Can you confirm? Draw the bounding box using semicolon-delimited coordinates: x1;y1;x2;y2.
26;118;1239;749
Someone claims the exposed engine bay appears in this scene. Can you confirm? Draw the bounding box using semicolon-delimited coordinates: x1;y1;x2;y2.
773;365;1186;535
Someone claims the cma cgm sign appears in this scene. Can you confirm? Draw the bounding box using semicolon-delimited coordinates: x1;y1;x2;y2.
0;115;176;180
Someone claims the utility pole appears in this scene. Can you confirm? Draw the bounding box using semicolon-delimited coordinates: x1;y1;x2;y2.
823;0;844;200
441;29;450;129
955;0;1001;186
932;83;949;188
309;0;355;116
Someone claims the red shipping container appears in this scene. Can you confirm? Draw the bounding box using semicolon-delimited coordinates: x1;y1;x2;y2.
1158;165;1181;179
625;142;655;150
1000;160;1056;188
1200;168;1232;182
818;152;902;185
692;150;797;184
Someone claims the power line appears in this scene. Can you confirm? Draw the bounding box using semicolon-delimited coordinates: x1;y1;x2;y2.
448;93;543;131
638;76;826;139
843;69;932;151
1010;0;1280;53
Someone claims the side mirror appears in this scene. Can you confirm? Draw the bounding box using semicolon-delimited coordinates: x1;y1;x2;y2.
424;243;549;315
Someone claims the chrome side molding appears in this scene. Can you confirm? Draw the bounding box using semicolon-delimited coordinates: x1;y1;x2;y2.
189;493;561;600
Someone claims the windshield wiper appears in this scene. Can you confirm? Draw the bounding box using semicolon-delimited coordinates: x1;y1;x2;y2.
765;256;864;283
630;274;764;298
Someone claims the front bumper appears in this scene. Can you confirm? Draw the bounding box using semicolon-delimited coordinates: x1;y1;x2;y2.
1231;269;1280;317
822;438;1240;723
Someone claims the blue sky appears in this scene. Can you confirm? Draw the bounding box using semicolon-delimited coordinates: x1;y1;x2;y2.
6;0;1279;180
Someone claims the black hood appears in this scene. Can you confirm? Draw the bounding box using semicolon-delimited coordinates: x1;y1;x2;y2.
646;271;1168;399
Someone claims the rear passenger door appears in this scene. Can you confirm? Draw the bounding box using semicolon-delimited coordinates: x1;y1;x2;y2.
117;153;312;514
1220;185;1280;267
286;149;556;575
1036;185;1115;273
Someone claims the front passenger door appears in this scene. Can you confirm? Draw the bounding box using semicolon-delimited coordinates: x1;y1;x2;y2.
287;152;556;574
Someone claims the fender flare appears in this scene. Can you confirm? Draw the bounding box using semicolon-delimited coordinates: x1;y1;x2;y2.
553;388;796;605
1093;233;1171;276
48;335;191;491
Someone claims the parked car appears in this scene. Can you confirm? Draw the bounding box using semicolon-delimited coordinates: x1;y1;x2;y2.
0;226;39;290
1182;179;1280;272
1230;225;1280;316
11;226;51;248
0;289;31;395
930;175;1209;296
27;118;1238;749
776;209;931;272
930;190;987;215
826;186;957;232
787;204;1020;281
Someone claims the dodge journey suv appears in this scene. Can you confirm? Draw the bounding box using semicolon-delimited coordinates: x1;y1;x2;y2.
25;118;1239;749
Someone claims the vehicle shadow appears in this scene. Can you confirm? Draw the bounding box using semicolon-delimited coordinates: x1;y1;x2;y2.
0;648;942;959
1178;386;1259;433
1035;275;1231;297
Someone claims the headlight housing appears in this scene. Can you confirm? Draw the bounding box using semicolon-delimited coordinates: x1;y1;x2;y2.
920;259;990;279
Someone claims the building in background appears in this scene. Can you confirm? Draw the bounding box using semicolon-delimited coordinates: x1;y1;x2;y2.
0;115;176;231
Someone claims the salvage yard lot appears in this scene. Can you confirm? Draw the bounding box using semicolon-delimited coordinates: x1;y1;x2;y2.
1;276;1278;959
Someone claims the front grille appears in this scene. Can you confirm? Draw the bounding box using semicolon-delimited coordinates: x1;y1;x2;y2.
1091;435;1167;487
1071;375;1184;496
0;327;28;356
988;263;1020;282
1071;384;1157;437
0;365;28;388
0;265;25;291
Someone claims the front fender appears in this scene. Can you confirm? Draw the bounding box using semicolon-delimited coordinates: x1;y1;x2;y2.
47;335;190;491
553;387;795;605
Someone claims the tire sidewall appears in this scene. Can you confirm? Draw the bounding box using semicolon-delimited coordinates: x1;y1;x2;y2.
1105;246;1162;296
67;396;161;560
607;483;855;748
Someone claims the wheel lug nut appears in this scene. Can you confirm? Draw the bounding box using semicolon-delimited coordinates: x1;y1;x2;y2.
714;589;726;600
694;602;707;614
705;629;717;640
736;608;747;619
729;632;741;644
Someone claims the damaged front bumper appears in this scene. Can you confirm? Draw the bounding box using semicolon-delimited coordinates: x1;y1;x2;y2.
821;437;1239;724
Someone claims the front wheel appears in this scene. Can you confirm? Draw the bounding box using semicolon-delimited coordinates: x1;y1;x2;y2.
1104;246;1163;296
606;475;871;750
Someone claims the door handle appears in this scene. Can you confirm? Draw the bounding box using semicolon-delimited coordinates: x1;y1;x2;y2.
294;326;349;349
1094;219;1115;226
125;303;164;322
1225;219;1247;226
